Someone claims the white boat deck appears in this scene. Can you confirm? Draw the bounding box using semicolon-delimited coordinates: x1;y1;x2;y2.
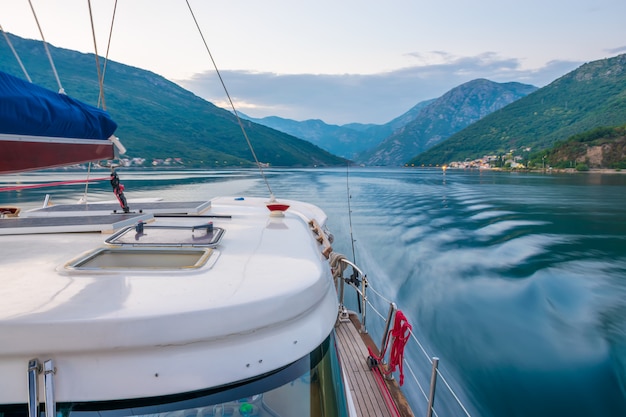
0;197;339;403
0;197;416;415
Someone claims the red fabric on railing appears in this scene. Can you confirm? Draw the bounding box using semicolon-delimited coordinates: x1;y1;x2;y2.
368;309;413;385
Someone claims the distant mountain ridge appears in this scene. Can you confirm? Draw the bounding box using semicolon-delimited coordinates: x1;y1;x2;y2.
240;56;626;168
241;99;434;159
410;53;626;166
244;79;537;166
5;33;625;169
238;115;381;159
357;79;537;165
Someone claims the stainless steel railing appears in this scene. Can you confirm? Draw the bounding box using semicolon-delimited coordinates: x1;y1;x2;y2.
27;359;56;417
333;256;473;417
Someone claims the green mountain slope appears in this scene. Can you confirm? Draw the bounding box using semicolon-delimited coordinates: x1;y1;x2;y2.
0;33;346;167
409;54;626;166
358;79;537;166
538;125;626;170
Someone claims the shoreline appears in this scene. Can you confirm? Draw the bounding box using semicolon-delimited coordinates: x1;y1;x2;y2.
480;168;626;174
536;168;625;174
443;167;626;174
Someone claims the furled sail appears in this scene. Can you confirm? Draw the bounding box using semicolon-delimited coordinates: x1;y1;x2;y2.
0;70;118;173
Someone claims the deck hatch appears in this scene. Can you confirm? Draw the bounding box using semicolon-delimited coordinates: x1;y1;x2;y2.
105;223;225;247
66;247;213;270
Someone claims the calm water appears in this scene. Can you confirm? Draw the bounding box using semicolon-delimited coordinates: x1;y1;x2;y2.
2;168;626;417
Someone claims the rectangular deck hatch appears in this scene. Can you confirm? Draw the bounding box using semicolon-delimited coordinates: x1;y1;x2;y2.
67;247;212;270
105;224;225;247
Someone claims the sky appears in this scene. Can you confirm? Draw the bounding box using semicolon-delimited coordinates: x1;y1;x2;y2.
1;0;626;125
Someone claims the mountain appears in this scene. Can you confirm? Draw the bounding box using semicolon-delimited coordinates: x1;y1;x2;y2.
241;99;435;159
244;79;536;167
357;79;538;166
410;54;626;166
0;33;346;168
539;125;626;170
238;115;379;159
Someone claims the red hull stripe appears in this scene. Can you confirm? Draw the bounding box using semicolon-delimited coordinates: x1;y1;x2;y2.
0;139;114;173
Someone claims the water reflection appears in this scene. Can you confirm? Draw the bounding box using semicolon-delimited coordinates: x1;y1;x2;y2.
289;168;626;417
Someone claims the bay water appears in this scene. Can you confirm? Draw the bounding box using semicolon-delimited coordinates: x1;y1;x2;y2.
2;167;625;417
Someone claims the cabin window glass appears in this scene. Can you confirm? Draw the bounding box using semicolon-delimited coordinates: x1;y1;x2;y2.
22;334;350;417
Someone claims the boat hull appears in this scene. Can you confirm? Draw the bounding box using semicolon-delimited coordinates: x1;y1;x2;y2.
0;134;114;173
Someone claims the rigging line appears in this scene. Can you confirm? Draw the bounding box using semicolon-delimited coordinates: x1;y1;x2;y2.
98;0;118;108
87;0;106;110
0;25;32;82
27;0;64;93
346;162;357;263
80;162;93;203
184;0;275;200
83;0;115;201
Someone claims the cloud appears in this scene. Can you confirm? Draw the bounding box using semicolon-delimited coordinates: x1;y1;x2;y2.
606;45;626;55
178;53;584;125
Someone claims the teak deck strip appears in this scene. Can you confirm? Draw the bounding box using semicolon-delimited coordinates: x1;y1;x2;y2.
336;314;395;417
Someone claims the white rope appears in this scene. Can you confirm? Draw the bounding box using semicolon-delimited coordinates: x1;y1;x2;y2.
329;252;348;280
0;25;32;82
27;0;64;93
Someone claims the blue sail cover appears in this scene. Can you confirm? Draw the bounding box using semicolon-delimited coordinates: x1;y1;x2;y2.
0;70;117;139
